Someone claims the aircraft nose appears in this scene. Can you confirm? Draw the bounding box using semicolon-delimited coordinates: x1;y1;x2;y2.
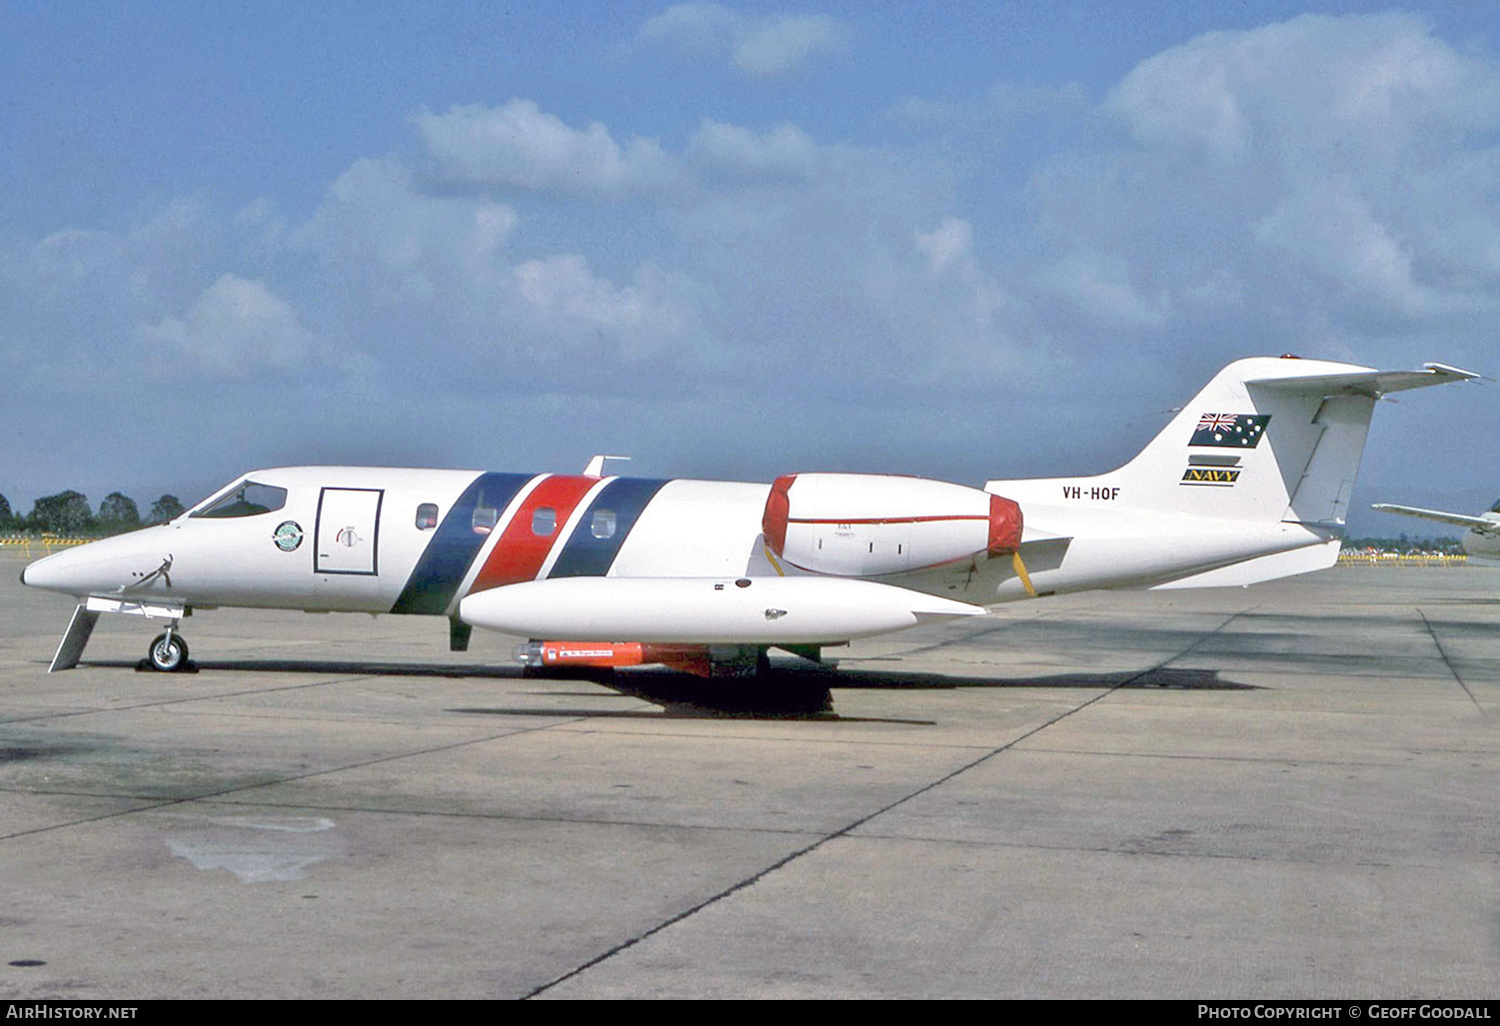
20;549;70;593
20;542;123;596
21;533;177;598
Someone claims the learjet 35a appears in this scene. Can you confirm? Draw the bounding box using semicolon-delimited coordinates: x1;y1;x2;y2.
22;356;1476;678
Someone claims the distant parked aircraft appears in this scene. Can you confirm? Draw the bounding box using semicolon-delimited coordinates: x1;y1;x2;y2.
1371;501;1500;562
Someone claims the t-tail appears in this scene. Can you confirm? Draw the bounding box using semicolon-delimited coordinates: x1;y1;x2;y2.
986;357;1478;596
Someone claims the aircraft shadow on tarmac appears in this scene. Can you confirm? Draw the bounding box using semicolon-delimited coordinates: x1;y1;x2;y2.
92;657;1255;722
509;666;1256;721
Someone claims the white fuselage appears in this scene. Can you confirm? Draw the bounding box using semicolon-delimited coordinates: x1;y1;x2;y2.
22;464;1337;637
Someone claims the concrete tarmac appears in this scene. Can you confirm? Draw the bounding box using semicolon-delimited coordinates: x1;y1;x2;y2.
0;552;1496;999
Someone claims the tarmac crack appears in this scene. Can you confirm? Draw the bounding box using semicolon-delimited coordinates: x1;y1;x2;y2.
817;830;1453;870
522;607;1253;999
0;672;402;725
99;796;835;837
1008;746;1415;768
0;717;584;842
1417;608;1485;716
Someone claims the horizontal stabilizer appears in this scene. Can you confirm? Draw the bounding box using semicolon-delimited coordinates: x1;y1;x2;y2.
1371;504;1500;534
1245;363;1479;397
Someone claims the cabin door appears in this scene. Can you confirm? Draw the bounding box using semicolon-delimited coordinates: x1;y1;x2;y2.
314;488;384;575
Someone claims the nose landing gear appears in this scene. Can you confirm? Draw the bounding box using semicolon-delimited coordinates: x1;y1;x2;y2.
146;628;191;673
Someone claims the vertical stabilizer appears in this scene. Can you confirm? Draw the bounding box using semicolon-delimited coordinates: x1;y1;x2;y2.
1066;357;1474;527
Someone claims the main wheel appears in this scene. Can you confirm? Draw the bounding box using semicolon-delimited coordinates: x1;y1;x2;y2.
148;632;189;672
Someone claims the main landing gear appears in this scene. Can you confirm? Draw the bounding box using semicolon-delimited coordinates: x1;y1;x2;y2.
146;627;191;672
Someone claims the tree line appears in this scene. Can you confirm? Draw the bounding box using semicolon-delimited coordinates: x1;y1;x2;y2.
0;490;186;536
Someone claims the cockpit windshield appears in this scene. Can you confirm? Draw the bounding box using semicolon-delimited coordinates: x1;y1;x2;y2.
190;481;288;519
1490;498;1500;514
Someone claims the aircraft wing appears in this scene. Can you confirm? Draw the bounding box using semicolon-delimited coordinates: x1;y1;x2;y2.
1371;504;1500;534
1245;362;1479;397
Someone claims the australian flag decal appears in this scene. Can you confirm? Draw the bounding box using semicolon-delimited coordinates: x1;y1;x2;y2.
1190;413;1270;448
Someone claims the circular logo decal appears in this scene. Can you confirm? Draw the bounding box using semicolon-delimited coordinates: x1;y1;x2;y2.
273;520;304;552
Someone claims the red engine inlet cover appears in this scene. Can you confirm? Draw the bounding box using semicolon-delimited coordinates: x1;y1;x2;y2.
987;493;1022;556
763;474;796;556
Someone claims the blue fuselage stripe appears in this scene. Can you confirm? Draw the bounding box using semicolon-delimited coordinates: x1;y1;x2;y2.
547;478;669;580
390;472;533;615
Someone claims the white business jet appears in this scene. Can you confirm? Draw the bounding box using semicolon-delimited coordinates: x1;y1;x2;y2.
22;356;1475;678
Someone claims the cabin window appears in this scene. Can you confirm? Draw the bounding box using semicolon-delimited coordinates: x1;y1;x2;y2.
191;481;288;519
590;509;617;539
532;507;557;536
472;506;498;534
415;503;439;530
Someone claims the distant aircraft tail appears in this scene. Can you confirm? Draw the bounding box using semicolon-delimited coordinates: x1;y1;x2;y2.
1097;357;1475;527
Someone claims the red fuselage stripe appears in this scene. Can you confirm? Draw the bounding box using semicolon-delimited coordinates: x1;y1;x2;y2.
785;515;988;525
470;475;601;593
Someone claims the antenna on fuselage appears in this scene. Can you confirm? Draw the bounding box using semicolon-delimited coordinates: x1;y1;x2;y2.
583;454;631;477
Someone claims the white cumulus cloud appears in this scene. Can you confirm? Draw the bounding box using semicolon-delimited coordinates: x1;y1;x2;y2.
145;274;314;377
290;148;708;377
914;216;975;276
296;157;519;299
733;13;843;76
1040;250;1171;329
1107;12;1498;167
636;4;845;77
511;255;702;360
688;120;819;179
411;100;678;200
1030;12;1500;347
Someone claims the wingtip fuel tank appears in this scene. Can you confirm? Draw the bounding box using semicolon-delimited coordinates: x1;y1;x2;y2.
458;575;986;645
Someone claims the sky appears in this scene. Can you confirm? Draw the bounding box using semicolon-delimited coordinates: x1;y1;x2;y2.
3;0;1498;536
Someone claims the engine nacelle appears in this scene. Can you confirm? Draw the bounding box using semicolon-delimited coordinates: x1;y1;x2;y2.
762;473;1022;577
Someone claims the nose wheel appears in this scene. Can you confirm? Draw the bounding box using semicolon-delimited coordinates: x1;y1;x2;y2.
147;630;191;672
